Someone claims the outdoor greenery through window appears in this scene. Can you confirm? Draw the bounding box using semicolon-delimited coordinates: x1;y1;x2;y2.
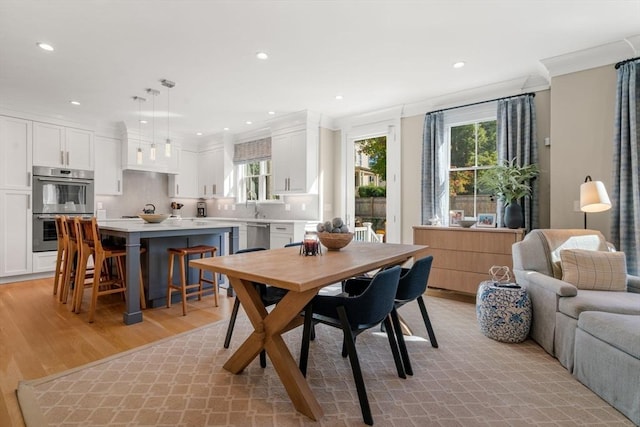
239;160;278;202
449;120;497;218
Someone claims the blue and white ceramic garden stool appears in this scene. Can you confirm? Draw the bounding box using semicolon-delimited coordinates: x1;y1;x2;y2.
476;281;532;343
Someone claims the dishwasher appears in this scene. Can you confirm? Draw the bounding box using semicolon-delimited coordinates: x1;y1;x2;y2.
246;222;270;249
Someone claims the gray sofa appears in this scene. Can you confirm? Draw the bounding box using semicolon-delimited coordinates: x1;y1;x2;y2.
512;229;640;425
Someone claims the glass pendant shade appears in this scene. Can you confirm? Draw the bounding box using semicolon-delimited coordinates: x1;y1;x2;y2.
150;143;156;161
136;147;143;165
165;138;172;157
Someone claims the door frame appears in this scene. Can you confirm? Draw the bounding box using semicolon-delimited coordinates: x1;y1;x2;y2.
339;112;401;243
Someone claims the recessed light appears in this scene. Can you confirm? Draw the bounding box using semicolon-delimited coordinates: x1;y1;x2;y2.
139;120;148;124
453;61;465;69
196;132;203;136
69;100;80;106
256;52;268;60
335;95;343;100
268;111;275;115
223;127;230;131
37;42;54;51
245;121;253;125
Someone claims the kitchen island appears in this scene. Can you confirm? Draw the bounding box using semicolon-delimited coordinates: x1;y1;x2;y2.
98;219;239;325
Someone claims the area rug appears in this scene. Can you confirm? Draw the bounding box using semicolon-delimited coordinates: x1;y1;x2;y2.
17;297;633;426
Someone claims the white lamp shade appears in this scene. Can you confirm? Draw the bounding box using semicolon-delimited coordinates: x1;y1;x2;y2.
580;180;611;212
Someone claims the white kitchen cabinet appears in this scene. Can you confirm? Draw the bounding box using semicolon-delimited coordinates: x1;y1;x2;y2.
269;222;306;248
198;147;225;198
32;251;58;273
33;122;94;170
0;189;32;277
0;116;32;190
272;127;318;194
94;136;123;195
169;149;198;198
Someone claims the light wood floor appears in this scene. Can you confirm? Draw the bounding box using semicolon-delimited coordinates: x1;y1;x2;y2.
0;276;474;427
0;277;237;427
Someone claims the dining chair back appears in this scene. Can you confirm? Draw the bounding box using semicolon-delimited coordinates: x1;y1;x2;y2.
343;255;438;376
299;265;403;426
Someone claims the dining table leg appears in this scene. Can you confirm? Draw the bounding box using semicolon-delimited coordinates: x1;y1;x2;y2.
223;277;323;421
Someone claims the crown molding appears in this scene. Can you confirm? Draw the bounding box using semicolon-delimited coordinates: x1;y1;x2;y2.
541;34;640;78
400;75;549;119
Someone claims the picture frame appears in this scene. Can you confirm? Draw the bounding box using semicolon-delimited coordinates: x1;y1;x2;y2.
449;210;464;226
477;213;496;228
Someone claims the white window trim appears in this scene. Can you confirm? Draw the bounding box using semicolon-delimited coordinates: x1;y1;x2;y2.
443;101;497;218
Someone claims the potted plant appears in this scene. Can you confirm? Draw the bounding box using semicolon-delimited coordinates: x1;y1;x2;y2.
478;158;539;228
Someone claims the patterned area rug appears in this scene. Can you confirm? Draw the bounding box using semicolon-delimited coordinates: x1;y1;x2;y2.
17;297;633;426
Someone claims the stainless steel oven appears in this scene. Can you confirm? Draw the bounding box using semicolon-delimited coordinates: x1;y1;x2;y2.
32;166;94;252
32;166;94;214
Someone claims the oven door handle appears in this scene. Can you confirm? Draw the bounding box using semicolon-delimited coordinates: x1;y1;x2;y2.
36;177;93;184
36;214;57;219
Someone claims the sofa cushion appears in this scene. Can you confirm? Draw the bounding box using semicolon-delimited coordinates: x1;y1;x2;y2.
536;229;609;279
558;290;640;319
560;249;627;291
578;312;640;358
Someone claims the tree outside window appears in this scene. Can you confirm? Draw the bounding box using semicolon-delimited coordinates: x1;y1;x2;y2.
449;121;497;217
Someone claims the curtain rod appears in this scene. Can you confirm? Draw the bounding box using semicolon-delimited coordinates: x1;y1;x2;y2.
429;92;536;115
615;56;640;69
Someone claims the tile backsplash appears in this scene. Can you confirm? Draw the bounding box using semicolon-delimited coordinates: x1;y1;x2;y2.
96;170;320;221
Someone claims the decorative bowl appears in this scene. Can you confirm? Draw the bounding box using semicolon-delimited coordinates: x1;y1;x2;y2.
138;213;171;223
458;218;477;228
317;232;354;251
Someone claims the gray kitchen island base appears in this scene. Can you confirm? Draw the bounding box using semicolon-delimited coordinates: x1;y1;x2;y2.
98;220;239;325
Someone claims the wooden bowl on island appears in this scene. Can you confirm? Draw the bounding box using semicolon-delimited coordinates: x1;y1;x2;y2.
317;232;354;251
138;213;171;223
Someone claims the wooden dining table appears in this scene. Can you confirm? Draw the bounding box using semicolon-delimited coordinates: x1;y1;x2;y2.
190;241;429;421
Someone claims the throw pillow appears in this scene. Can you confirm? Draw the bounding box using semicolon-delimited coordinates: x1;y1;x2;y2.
560;249;627;291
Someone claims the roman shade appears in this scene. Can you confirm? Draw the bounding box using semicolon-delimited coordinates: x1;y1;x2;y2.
233;137;271;164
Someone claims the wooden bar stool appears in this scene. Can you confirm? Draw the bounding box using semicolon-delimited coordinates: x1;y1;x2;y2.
53;215;69;298
73;217;146;322
166;245;218;316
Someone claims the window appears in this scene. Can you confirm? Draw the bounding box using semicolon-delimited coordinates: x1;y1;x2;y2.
448;119;497;218
237;160;279;202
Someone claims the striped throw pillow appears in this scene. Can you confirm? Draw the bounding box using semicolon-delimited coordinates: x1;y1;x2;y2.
560;249;627;291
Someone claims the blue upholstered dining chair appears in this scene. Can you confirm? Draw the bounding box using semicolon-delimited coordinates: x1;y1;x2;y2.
223;247;288;368
343;256;438;376
299;266;403;426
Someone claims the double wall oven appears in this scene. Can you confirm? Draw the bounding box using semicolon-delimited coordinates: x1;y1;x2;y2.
32;166;94;252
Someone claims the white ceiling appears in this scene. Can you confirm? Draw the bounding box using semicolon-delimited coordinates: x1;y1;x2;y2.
1;0;639;138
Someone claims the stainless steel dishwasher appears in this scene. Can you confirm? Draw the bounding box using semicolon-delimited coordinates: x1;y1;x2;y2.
246;222;270;249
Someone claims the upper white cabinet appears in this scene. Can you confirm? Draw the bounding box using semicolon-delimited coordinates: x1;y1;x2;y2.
33;122;94;170
94;136;123;195
271;112;319;194
169;149;198;198
198;147;225;198
0;116;32;190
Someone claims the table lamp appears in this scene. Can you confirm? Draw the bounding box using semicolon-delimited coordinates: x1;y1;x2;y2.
580;175;611;229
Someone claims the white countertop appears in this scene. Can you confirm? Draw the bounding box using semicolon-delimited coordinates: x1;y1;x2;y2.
98;219;240;232
100;216;318;225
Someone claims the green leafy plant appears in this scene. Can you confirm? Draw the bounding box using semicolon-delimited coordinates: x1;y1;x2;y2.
478;158;539;204
358;185;386;197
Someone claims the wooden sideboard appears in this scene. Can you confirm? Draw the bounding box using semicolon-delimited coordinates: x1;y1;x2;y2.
413;225;525;295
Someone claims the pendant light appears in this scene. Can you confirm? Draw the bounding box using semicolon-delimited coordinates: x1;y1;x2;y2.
160;79;175;157
133;96;146;165
146;88;160;161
